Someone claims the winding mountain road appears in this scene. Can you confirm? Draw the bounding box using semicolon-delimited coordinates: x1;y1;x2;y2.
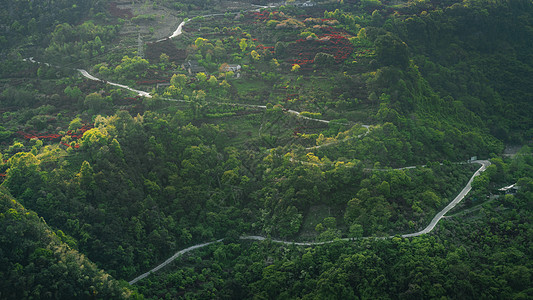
30;50;490;283
74;68;348;124
400;159;490;237
165;3;276;41
128;160;490;285
129;240;223;284
27;6;491;285
77;69;152;98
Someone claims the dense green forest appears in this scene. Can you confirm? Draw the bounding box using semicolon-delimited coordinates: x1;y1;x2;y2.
0;191;136;299
0;0;531;298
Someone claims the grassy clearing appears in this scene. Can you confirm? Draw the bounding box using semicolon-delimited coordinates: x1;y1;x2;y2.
232;80;274;104
209;112;263;148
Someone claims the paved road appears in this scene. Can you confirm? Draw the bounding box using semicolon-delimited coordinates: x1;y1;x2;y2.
169;20;186;39
166;4;277;41
23;58;152;98
77;69;152;98
23;62;358;124
128;239;223;284
74;69;342;124
401;160;490;237
129;160;490;284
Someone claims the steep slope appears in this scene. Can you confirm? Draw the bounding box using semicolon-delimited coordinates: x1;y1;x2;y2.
0;191;136;299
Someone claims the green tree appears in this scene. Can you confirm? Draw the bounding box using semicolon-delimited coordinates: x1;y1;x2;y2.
80;127;110;152
314;52;335;67
239;38;248;52
77;161;96;200
68;117;83;131
0;126;13;142
275;42;286;56
64;86;83;100
251;50;261;61
207;75;218;87
84;92;108;114
375;33;409;68
160;53;170;64
170;74;188;88
4;152;42;198
196;72;207;82
349;223;364;239
163;85;182;98
379;181;391;198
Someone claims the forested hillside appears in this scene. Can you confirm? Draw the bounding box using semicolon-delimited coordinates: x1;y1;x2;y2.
0;191;135;299
0;0;531;298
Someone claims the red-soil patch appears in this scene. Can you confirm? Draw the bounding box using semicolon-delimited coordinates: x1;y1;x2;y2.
145;39;187;63
108;2;133;19
17;124;94;149
256;44;275;51
286;32;354;70
247;10;286;21
78;80;107;94
248;11;270;21
285;93;300;102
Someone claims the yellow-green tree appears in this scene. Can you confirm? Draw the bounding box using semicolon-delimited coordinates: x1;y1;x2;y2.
207;75;218;87
196;72;207;82
291;64;300;72
170;74;187;88
239;38;248;52
80;128;110;151
251;50;261;61
4;152;42;198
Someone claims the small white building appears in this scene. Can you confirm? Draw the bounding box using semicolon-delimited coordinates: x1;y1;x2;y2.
221;64;241;72
498;183;519;194
287;1;316;7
